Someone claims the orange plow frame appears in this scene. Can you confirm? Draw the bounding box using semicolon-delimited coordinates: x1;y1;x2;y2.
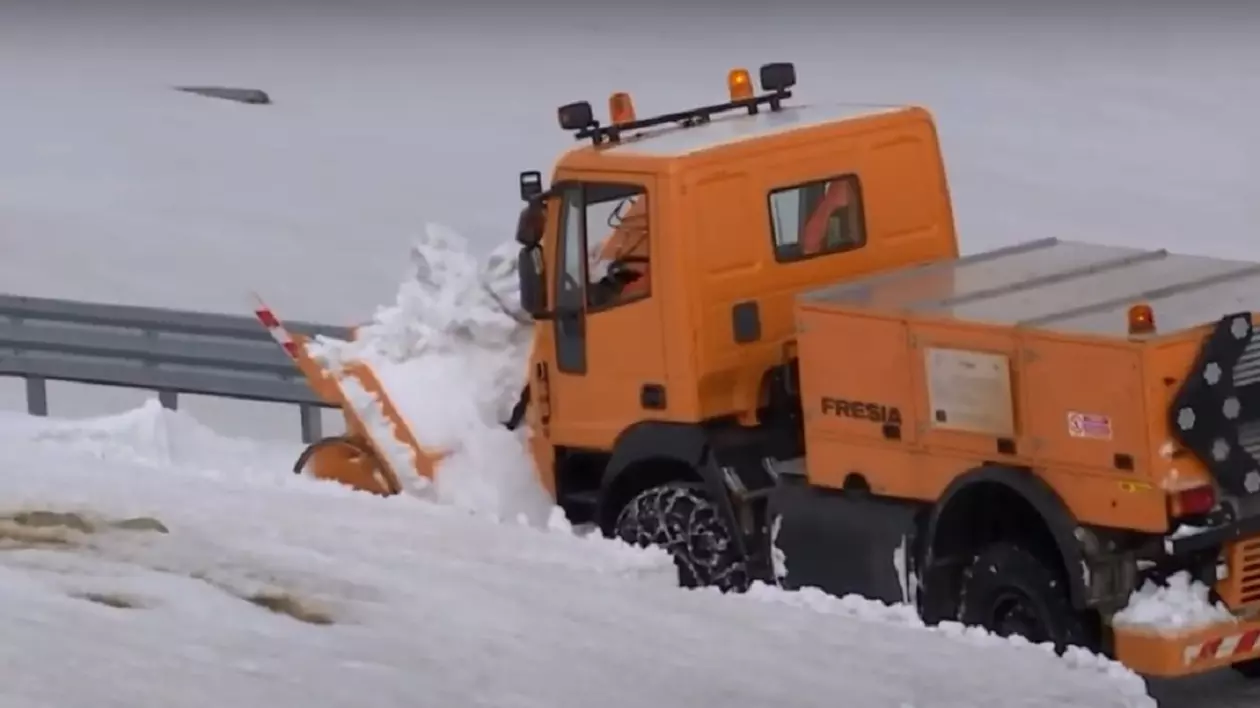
1113;533;1260;677
1112;613;1260;677
253;298;446;496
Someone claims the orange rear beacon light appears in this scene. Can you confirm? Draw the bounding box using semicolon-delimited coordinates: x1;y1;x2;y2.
609;92;637;125
1128;303;1156;335
728;68;754;101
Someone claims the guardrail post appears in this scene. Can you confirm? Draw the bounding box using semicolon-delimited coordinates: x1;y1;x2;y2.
300;404;322;443
25;375;48;416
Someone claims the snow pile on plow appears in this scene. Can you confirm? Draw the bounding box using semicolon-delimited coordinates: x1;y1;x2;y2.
307;224;555;525
1113;571;1237;635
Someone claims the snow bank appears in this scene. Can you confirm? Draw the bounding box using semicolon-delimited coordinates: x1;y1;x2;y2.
1113;571;1237;635
740;583;1148;688
1;394;1157;706
0;401;302;486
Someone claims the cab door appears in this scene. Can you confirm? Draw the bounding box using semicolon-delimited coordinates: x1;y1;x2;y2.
545;175;668;450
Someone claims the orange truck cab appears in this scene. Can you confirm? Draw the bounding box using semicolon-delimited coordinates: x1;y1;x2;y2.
507;62;1260;682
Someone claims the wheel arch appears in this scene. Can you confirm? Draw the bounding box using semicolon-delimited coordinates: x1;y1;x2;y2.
595;420;754;556
925;465;1090;611
596;421;708;535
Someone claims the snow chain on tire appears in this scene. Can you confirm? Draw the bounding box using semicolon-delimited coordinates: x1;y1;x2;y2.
614;481;749;593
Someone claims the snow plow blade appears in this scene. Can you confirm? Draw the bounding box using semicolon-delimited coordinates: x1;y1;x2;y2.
1112;615;1260;677
251;297;445;496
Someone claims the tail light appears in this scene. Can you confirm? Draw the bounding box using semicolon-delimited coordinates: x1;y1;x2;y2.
1170;484;1217;518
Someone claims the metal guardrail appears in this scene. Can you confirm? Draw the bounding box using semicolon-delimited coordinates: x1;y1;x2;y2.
0;293;354;443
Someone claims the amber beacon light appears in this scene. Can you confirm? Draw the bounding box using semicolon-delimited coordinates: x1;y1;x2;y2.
1127;303;1156;334
728;68;754;101
609;92;637;125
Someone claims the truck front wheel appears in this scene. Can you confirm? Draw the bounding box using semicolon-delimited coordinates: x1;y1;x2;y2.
957;541;1092;652
613;481;749;592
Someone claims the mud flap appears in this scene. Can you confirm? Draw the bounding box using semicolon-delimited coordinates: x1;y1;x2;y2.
696;452;763;573
765;484;926;606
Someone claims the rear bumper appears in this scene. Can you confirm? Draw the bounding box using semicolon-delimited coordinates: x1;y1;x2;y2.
1164;510;1260;556
1112;615;1260;677
1116;515;1260;677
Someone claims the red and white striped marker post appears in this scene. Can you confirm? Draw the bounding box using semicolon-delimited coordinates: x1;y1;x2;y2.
251;293;302;361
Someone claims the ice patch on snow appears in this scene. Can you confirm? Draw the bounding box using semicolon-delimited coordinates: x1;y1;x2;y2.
307;223;555;526
1112;571;1237;635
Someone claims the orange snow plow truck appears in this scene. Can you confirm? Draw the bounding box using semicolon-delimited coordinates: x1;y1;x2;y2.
273;63;1260;681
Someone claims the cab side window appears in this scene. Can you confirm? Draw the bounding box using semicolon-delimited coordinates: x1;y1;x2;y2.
580;183;652;310
768;174;866;262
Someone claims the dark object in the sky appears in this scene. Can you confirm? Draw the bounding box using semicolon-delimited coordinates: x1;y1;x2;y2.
175;86;273;106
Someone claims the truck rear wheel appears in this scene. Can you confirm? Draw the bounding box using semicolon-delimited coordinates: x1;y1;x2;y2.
613;481;749;592
957;541;1091;652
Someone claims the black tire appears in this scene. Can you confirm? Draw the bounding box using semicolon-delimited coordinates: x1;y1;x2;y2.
957;542;1093;653
1231;658;1260;679
613;481;749;592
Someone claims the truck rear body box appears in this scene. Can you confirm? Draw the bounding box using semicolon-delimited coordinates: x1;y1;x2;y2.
791;237;1260;677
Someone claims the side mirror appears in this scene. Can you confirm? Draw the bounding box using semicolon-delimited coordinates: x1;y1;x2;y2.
515;201;544;247
519;171;543;202
517;245;549;319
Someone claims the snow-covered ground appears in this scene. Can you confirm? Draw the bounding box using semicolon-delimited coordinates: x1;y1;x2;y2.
1;3;1259;706
0;401;1155;708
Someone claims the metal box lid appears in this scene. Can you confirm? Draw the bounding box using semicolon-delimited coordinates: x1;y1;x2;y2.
800;237;1260;337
